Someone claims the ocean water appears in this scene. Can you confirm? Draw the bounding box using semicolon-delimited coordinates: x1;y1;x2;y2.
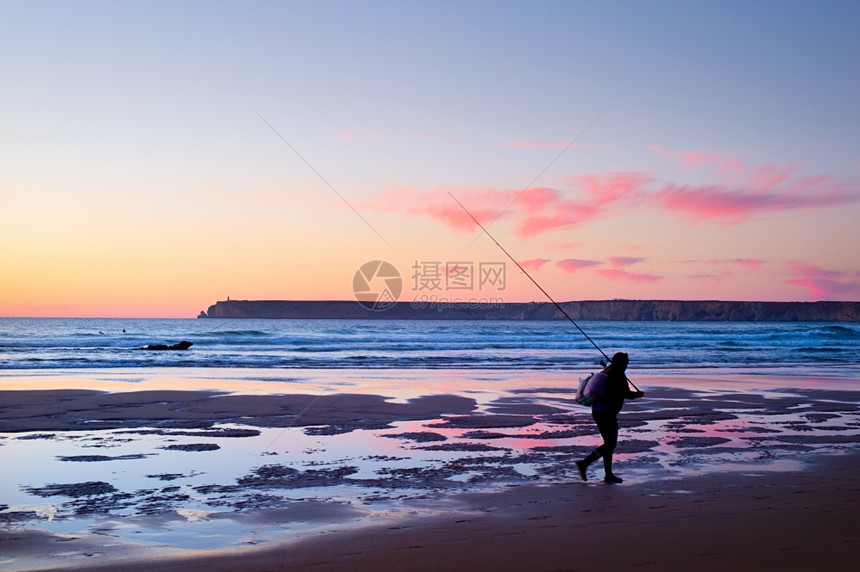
0;318;857;377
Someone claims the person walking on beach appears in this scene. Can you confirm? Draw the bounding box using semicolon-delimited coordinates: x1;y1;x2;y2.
576;352;644;484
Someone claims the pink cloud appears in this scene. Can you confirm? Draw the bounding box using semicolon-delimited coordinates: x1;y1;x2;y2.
648;145;747;176
731;258;766;271
595;269;662;284
424;203;501;232
364;186;516;233
609;256;645;268
786;261;843;279
364;158;854;238
649;150;856;223
676;151;747;176
654;167;854;223
516;187;560;212
786;278;858;298
785;262;859;299
519;258;551;272
517;210;597;238
573;173;650;206
366;175;652;239
747;162;805;190
556;259;601;274
515;173;653;238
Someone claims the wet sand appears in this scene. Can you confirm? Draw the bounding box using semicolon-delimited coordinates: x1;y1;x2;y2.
0;388;477;433
106;454;860;572
9;455;857;572
1;370;858;571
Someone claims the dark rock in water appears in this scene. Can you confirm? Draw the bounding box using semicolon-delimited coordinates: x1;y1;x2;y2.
162;443;220;452
57;454;150;462
16;433;57;440
24;481;118;498
237;464;359;488
0;510;40;524
197;311;208;319
418;442;508;452
142;341;193;351
382;431;448;443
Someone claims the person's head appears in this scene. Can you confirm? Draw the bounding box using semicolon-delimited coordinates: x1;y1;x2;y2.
609;352;629;372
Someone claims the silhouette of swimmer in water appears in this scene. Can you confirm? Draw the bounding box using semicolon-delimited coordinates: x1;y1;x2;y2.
576;352;645;484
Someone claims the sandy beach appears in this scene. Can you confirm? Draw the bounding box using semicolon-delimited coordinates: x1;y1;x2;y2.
1;369;858;571
98;454;860;572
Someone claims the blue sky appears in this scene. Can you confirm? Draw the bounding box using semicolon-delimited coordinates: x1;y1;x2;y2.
2;1;859;316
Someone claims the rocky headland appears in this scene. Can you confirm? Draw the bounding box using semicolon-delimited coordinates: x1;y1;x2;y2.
199;299;860;321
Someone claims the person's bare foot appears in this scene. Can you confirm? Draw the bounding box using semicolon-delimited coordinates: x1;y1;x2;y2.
604;474;623;484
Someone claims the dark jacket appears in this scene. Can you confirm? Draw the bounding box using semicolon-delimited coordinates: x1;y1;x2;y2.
593;370;637;414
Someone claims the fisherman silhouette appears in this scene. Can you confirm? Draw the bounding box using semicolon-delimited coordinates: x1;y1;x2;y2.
576;352;645;484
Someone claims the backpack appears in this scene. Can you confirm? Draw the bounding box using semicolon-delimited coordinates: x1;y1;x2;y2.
575;372;608;406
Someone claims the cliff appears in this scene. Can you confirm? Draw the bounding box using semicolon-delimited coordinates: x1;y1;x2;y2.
199;300;860;322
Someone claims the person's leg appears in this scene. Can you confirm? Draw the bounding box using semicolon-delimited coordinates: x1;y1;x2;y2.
576;450;600;481
576;411;614;481
597;414;621;483
602;453;622;483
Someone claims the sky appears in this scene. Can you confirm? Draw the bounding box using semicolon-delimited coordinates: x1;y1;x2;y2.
1;0;859;317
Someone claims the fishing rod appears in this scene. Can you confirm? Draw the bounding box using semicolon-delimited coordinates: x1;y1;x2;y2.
448;192;640;392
